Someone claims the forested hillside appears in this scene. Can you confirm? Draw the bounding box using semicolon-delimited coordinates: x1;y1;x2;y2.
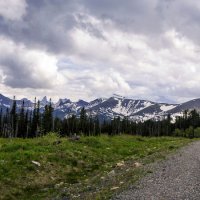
1;97;200;138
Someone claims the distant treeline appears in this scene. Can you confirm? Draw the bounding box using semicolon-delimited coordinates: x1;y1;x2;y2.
0;98;200;138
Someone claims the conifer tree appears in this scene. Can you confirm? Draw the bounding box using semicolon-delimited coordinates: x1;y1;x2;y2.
30;97;37;137
18;100;25;138
94;116;100;136
25;110;29;138
0;108;2;136
54;117;62;134
10;96;17;137
42;99;54;134
79;107;87;135
36;100;41;137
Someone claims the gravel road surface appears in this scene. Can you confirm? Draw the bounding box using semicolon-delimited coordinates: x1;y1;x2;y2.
113;141;200;200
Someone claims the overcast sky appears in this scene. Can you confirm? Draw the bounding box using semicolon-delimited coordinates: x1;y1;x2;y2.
0;0;200;103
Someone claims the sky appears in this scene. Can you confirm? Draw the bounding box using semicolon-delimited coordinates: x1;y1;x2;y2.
0;0;200;103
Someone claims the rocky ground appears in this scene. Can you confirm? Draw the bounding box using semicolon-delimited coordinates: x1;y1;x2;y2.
113;141;200;200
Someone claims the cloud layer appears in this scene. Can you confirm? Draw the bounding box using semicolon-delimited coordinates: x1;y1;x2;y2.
0;0;200;103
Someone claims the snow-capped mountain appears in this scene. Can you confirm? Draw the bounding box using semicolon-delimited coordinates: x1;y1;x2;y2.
85;96;177;121
0;94;33;112
1;93;200;121
40;96;49;106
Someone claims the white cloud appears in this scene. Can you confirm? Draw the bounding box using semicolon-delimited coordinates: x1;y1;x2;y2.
66;24;200;102
0;36;59;89
1;0;200;103
0;0;27;21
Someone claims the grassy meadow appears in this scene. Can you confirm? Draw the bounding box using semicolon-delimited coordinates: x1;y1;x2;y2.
0;134;193;200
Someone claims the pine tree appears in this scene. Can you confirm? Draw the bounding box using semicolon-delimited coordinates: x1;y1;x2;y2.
94;116;100;136
25;110;29;138
42;99;54;134
36;100;41;137
79;107;87;135
3;108;12;137
30;97;37;137
54;117;62;134
0;108;2;136
10;96;17;137
18;100;26;138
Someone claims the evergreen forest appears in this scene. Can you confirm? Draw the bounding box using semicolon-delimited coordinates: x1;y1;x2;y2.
0;97;200;138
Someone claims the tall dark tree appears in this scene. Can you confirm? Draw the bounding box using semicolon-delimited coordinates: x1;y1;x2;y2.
42;99;54;134
10;96;17;137
94;116;100;136
30;98;37;137
25;110;29;138
79;107;87;135
0;108;2;136
54;117;62;135
18;100;26;138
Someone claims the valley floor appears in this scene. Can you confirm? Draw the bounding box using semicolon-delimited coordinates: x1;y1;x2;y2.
0;134;193;200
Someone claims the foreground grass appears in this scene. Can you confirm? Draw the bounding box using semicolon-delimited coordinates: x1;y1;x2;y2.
0;134;193;200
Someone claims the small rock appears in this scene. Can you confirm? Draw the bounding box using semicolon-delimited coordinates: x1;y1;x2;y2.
116;160;125;167
55;182;64;189
108;170;115;177
134;162;142;168
69;135;80;141
111;186;120;190
72;195;80;198
41;188;49;192
32;161;41;167
62;187;68;193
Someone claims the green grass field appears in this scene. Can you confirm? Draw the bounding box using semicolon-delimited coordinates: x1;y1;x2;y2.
0;134;193;200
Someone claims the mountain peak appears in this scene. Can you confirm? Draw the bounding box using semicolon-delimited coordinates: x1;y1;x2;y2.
40;96;50;106
77;99;89;107
1;93;200;122
41;96;48;102
57;98;71;105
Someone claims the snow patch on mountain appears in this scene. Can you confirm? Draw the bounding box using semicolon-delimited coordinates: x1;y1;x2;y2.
160;105;176;112
1;93;200;122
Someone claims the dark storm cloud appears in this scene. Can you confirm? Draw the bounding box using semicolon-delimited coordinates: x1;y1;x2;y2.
82;0;164;35
75;13;106;40
1;58;38;88
0;55;53;89
1;0;200;53
0;0;163;54
0;0;78;54
82;0;200;47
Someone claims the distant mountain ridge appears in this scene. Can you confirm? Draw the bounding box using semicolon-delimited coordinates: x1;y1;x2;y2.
1;93;200;121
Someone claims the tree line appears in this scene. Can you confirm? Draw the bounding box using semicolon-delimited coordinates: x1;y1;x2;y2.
0;97;200;138
0;97;53;138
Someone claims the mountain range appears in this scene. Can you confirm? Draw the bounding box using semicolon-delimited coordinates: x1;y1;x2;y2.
1;93;200;121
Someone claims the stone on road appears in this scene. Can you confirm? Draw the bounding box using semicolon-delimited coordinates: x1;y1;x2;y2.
113;141;200;200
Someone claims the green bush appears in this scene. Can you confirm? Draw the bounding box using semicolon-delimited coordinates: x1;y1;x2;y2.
42;132;60;140
174;128;183;137
185;126;194;138
194;127;200;138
